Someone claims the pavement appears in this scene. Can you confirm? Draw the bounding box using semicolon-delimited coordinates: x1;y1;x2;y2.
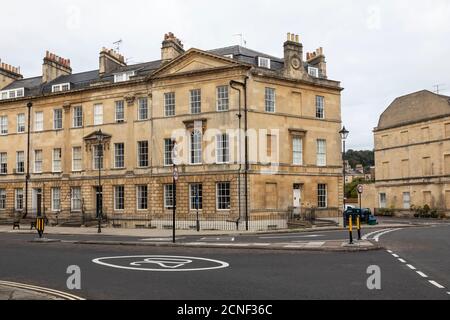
0;284;62;300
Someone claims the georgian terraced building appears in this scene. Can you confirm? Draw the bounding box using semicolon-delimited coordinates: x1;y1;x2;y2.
0;33;343;228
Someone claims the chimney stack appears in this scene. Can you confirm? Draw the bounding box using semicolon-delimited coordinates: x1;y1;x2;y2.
161;32;185;64
0;59;23;90
306;47;327;79
99;47;126;76
42;51;72;83
283;32;305;79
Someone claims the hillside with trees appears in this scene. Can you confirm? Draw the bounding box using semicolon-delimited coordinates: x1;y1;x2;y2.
344;150;374;170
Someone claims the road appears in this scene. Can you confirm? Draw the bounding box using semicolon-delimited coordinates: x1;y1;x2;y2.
0;223;449;300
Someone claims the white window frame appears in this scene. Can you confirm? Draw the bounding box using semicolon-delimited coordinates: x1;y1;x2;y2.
164;92;175;117
136;185;148;210
53;109;63;130
292;136;303;165
216;133;230;164
190;89;201;114
164;139;174;166
403;192;411;209
0;189;6;210
92;145;103;170
189;183;203;211
0;115;8;134
114;185;125;211
138;97;148;120
216;86;229;112
379;193;387;209
15;188;24;210
0;152;7;174
216;182;231;211
93;104;103;125
17;113;25;133
51;187;61;212
265;87;276;113
0;88;24;100
316;96;325;119
72;106;83;128
137;141;149;168
71;187;82;212
115;100;125;122
190;130;202;165
72;146;82;172
34;111;44;132
52;148;62;173
114;71;135;83
52;83;71;93
34;149;43;173
258;57;271;69
316;139;327;167
164;184;175;209
114;143;125;169
308;67;319;77
223;54;234;59
317;184;327;208
16;151;24;173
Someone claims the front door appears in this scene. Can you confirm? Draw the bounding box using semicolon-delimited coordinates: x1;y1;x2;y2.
293;184;301;208
32;188;43;217
95;186;103;218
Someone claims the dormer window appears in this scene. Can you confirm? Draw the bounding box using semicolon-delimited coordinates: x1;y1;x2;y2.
223;54;234;59
0;88;25;100
52;83;71;93
114;71;135;83
258;57;271;69
308;67;319;78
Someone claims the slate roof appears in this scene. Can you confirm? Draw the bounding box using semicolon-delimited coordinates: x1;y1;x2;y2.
1;45;311;100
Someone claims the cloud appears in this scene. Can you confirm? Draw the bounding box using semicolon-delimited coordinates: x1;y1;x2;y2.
1;0;448;150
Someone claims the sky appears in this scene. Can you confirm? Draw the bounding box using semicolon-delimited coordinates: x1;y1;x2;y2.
1;0;449;150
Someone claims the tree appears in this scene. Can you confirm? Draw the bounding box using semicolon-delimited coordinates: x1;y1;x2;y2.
344;149;374;171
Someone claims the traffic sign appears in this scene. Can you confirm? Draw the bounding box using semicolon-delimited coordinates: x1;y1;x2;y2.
357;184;364;194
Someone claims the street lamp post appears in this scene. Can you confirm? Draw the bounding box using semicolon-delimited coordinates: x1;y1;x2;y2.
95;130;104;234
339;126;349;226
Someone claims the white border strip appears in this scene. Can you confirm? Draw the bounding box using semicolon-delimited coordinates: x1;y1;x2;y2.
0;280;85;300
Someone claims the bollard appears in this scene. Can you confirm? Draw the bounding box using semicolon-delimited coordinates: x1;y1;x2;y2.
357;216;361;241
348;214;353;244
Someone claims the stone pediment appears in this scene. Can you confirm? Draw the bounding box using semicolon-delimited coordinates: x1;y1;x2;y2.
150;48;247;78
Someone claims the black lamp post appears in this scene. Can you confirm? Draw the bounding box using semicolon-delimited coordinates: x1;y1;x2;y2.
95;130;104;234
339;126;349;220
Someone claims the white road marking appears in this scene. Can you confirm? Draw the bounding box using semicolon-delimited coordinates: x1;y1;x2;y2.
398;258;407;263
386;250;393;253
407;264;416;270
392;254;399;258
416;271;428;278
92;255;229;272
362;229;391;240
374;228;403;242
141;237;185;241
251;243;271;246
259;234;324;240
230;244;250;247
305;241;326;247
0;280;85;300
447;292;450;295
284;245;306;248
200;237;235;242
429;281;445;289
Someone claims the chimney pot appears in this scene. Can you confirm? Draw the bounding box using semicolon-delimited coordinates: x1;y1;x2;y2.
295;35;299;43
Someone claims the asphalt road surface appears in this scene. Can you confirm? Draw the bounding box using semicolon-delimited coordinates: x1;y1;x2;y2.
0;223;449;300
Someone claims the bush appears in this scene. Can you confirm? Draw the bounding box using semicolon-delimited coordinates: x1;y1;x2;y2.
411;204;439;219
377;208;394;217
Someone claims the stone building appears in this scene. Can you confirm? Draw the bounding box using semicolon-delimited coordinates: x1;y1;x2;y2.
371;90;450;211
0;33;343;228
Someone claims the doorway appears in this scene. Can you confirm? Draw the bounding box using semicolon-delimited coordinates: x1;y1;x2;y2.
32;188;43;217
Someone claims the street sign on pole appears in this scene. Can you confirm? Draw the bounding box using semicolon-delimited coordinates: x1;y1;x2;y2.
357;184;364;194
173;166;179;181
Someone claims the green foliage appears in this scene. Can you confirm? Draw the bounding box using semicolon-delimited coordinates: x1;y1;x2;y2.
345;178;371;199
344;149;374;171
376;208;394;217
411;204;439;219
